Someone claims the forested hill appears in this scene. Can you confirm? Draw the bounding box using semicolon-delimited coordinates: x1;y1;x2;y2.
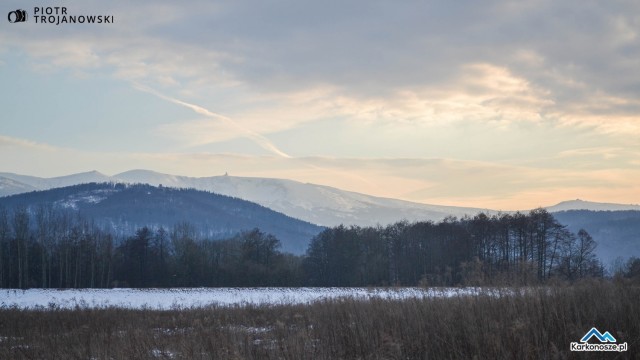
0;183;324;254
553;210;640;264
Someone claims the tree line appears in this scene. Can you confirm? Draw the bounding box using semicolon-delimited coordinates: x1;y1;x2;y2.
0;205;301;288
304;210;605;286
0;205;622;289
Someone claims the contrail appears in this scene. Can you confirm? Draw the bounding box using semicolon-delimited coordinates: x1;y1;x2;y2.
133;83;291;159
132;83;379;189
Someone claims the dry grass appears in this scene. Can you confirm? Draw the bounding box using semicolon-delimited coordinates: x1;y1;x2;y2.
0;280;638;359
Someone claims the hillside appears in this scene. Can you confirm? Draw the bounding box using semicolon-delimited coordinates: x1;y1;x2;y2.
553;210;640;265
115;170;496;226
547;199;640;212
0;170;493;226
0;183;323;254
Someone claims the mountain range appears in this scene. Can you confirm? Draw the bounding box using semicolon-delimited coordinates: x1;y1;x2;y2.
1;169;638;263
2;169;639;227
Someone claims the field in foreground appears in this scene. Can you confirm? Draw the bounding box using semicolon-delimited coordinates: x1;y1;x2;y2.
0;281;638;359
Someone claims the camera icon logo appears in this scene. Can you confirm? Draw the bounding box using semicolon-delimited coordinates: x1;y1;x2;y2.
8;9;28;23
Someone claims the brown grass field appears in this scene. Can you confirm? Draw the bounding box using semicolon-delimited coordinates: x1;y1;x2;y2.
0;280;638;359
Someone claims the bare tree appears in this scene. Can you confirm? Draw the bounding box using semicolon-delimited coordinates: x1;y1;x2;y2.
13;206;30;289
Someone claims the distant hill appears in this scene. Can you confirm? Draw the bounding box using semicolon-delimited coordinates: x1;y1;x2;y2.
0;183;323;254
0;170;494;226
0;171;111;196
547;199;640;212
113;169;496;226
0;176;38;197
553;210;640;265
5;169;640;227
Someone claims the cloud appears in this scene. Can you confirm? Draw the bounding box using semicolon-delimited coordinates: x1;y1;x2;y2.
1;0;638;137
332;63;553;126
0;135;58;152
1;0;639;210
0;135;83;176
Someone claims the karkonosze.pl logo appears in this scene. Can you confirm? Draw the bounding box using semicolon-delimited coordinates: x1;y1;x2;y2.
7;7;114;25
570;327;628;352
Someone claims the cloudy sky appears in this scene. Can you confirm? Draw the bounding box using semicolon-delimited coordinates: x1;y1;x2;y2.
1;0;639;210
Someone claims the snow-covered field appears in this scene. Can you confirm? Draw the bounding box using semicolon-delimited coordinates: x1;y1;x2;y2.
0;287;488;310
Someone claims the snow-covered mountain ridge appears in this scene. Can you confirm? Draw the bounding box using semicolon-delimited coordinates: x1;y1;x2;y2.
1;169;638;226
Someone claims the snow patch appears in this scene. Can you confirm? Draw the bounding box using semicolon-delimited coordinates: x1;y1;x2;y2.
53;189;119;209
0;287;491;310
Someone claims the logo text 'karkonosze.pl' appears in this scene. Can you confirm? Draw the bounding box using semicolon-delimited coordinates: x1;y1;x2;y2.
570;327;628;353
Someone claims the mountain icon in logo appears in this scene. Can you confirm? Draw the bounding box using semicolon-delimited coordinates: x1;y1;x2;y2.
580;327;617;343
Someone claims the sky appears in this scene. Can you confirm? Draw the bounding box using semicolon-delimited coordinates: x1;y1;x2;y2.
1;0;639;210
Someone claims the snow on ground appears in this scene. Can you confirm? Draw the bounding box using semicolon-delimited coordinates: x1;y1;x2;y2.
0;287;490;310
